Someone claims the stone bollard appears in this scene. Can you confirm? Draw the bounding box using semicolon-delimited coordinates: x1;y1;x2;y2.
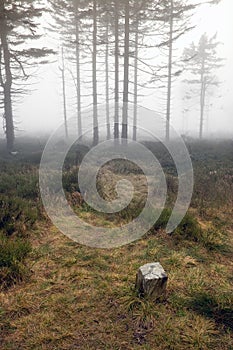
135;262;168;301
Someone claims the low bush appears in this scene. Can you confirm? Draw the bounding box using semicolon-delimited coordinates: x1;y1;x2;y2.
192;166;233;215
173;212;202;241
0;196;38;236
0;233;31;288
62;167;80;193
116;200;145;222
198;228;226;251
151;209;222;250
150;209;201;242
0;166;39;200
108;159;144;175
173;213;225;251
153;208;173;231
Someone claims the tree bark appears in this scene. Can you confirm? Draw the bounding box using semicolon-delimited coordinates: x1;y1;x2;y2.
122;0;130;142
133;16;139;142
105;17;110;140
199;58;205;139
61;47;68;138
114;0;119;140
0;0;14;152
74;0;82;138
92;0;99;146
166;0;173;142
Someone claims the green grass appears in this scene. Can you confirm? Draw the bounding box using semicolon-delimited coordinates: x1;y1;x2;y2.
0;139;232;349
0;233;31;288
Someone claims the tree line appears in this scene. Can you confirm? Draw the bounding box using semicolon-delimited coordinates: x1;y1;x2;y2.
0;0;223;151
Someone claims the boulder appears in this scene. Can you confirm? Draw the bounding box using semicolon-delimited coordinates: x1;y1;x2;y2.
135;262;168;301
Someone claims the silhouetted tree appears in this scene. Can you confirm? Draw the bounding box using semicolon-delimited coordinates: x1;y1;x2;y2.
114;0;120;140
73;0;83;138
59;47;68;138
133;13;139;141
151;0;196;141
49;0;92;137
105;13;111;140
92;0;99;145
122;0;130;141
0;0;54;151
183;33;224;138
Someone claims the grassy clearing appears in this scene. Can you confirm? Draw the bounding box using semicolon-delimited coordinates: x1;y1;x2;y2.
0;139;233;349
0;221;232;349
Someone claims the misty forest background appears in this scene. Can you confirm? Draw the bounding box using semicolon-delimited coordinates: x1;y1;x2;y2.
0;0;227;151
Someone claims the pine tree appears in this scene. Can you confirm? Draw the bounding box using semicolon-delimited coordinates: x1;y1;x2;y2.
92;0;99;146
0;0;54;151
113;0;119;140
122;0;130;141
151;0;196;141
49;0;92;138
59;47;68;138
183;33;224;138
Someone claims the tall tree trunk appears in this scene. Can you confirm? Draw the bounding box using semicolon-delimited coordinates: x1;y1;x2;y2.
105;17;110;140
122;0;130;141
74;0;82;138
0;1;14;152
199;59;205;139
92;0;98;146
133;16;139;142
166;0;173;142
61;47;68;138
114;0;119;140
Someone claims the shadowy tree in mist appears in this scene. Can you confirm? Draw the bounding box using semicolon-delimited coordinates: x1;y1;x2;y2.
183;32;224;139
114;0;119;140
117;0;159;141
122;0;130;141
104;8;111;140
143;0;222;141
92;0;99;146
48;0;93;139
147;0;197;141
59;47;68;138
48;0;223;144
0;0;54;152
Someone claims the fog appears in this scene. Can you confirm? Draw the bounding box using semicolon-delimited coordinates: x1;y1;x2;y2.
2;0;233;140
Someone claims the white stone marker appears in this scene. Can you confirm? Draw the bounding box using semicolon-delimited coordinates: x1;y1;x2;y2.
135;262;168;301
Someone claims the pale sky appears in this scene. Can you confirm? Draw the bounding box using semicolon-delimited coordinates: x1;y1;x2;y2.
8;0;233;138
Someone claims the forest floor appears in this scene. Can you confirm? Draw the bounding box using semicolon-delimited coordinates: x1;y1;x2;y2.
0;138;232;350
